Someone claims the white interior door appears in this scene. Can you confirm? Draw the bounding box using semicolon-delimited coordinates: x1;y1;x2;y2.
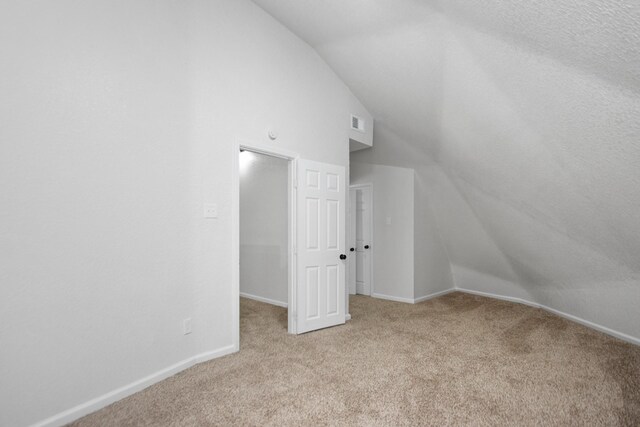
296;159;346;333
348;188;357;295
355;187;372;295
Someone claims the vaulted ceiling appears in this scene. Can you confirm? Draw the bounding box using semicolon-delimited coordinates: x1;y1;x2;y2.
253;0;640;144
252;0;640;339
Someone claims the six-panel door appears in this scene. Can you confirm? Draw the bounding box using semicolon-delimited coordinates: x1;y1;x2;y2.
296;159;346;333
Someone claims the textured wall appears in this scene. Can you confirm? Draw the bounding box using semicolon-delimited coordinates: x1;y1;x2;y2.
441;0;640;90
439;17;640;340
253;0;640;341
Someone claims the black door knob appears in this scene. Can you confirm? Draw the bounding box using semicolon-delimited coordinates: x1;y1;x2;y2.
339;254;347;260
364;245;370;249
350;248;355;252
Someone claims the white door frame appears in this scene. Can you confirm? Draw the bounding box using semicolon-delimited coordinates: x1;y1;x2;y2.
349;183;374;296
232;139;299;345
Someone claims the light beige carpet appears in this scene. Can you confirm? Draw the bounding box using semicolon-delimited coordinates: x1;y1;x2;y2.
71;293;640;426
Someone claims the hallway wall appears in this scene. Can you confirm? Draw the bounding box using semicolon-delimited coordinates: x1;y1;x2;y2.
350;162;415;301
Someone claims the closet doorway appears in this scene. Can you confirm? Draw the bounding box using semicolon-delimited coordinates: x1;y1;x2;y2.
233;141;347;343
239;149;290;312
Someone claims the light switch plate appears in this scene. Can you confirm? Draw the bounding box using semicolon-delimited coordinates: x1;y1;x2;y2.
204;203;218;219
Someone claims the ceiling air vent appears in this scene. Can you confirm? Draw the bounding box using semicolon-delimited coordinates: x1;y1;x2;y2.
351;114;365;133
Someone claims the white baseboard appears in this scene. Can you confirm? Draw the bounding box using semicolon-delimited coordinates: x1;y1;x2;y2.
372;289;455;304
413;288;456;303
371;293;415;304
456;288;640;346
33;344;237;427
456;288;539;308
240;292;287;308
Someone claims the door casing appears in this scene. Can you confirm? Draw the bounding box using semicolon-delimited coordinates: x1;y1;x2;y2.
232;139;298;343
233;139;350;341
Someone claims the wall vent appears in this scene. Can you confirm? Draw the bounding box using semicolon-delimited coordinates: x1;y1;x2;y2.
351;114;365;133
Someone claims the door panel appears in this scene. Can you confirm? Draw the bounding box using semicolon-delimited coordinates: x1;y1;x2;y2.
296;159;346;333
305;266;319;318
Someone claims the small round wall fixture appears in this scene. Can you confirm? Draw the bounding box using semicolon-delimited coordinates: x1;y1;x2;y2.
268;129;278;140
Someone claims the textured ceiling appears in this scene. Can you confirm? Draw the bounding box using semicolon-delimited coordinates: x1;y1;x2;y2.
250;0;438;47
253;0;640;91
252;0;640;153
442;0;640;91
252;0;640;338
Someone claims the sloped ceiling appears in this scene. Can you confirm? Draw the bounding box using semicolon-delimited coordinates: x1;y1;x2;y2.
443;0;640;90
252;0;444;148
252;0;640;339
253;0;640;86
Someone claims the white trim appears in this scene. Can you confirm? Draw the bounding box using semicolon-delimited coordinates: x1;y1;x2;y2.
32;345;236;427
413;288;456;303
372;289;456;304
456;288;640;346
345;313;351;321
231;146;240;353
191;345;237;364
289;158;297;334
240;292;288;308
236;139;299;160
372;293;415;304
233;139;298;335
455;288;538;309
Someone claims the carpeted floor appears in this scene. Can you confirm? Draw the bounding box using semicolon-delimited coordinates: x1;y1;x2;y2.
71;293;640;426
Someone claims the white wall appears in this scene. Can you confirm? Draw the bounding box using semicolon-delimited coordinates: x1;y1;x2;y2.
351;126;455;301
319;5;455;299
239;152;288;306
437;16;640;342
189;0;371;359
1;2;195;426
254;0;640;343
0;0;372;425
350;163;415;301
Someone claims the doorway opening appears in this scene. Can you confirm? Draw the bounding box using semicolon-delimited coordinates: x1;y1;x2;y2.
349;184;373;296
239;149;289;310
233;140;348;346
233;142;297;349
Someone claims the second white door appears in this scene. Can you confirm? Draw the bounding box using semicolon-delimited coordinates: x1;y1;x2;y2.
349;186;372;296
